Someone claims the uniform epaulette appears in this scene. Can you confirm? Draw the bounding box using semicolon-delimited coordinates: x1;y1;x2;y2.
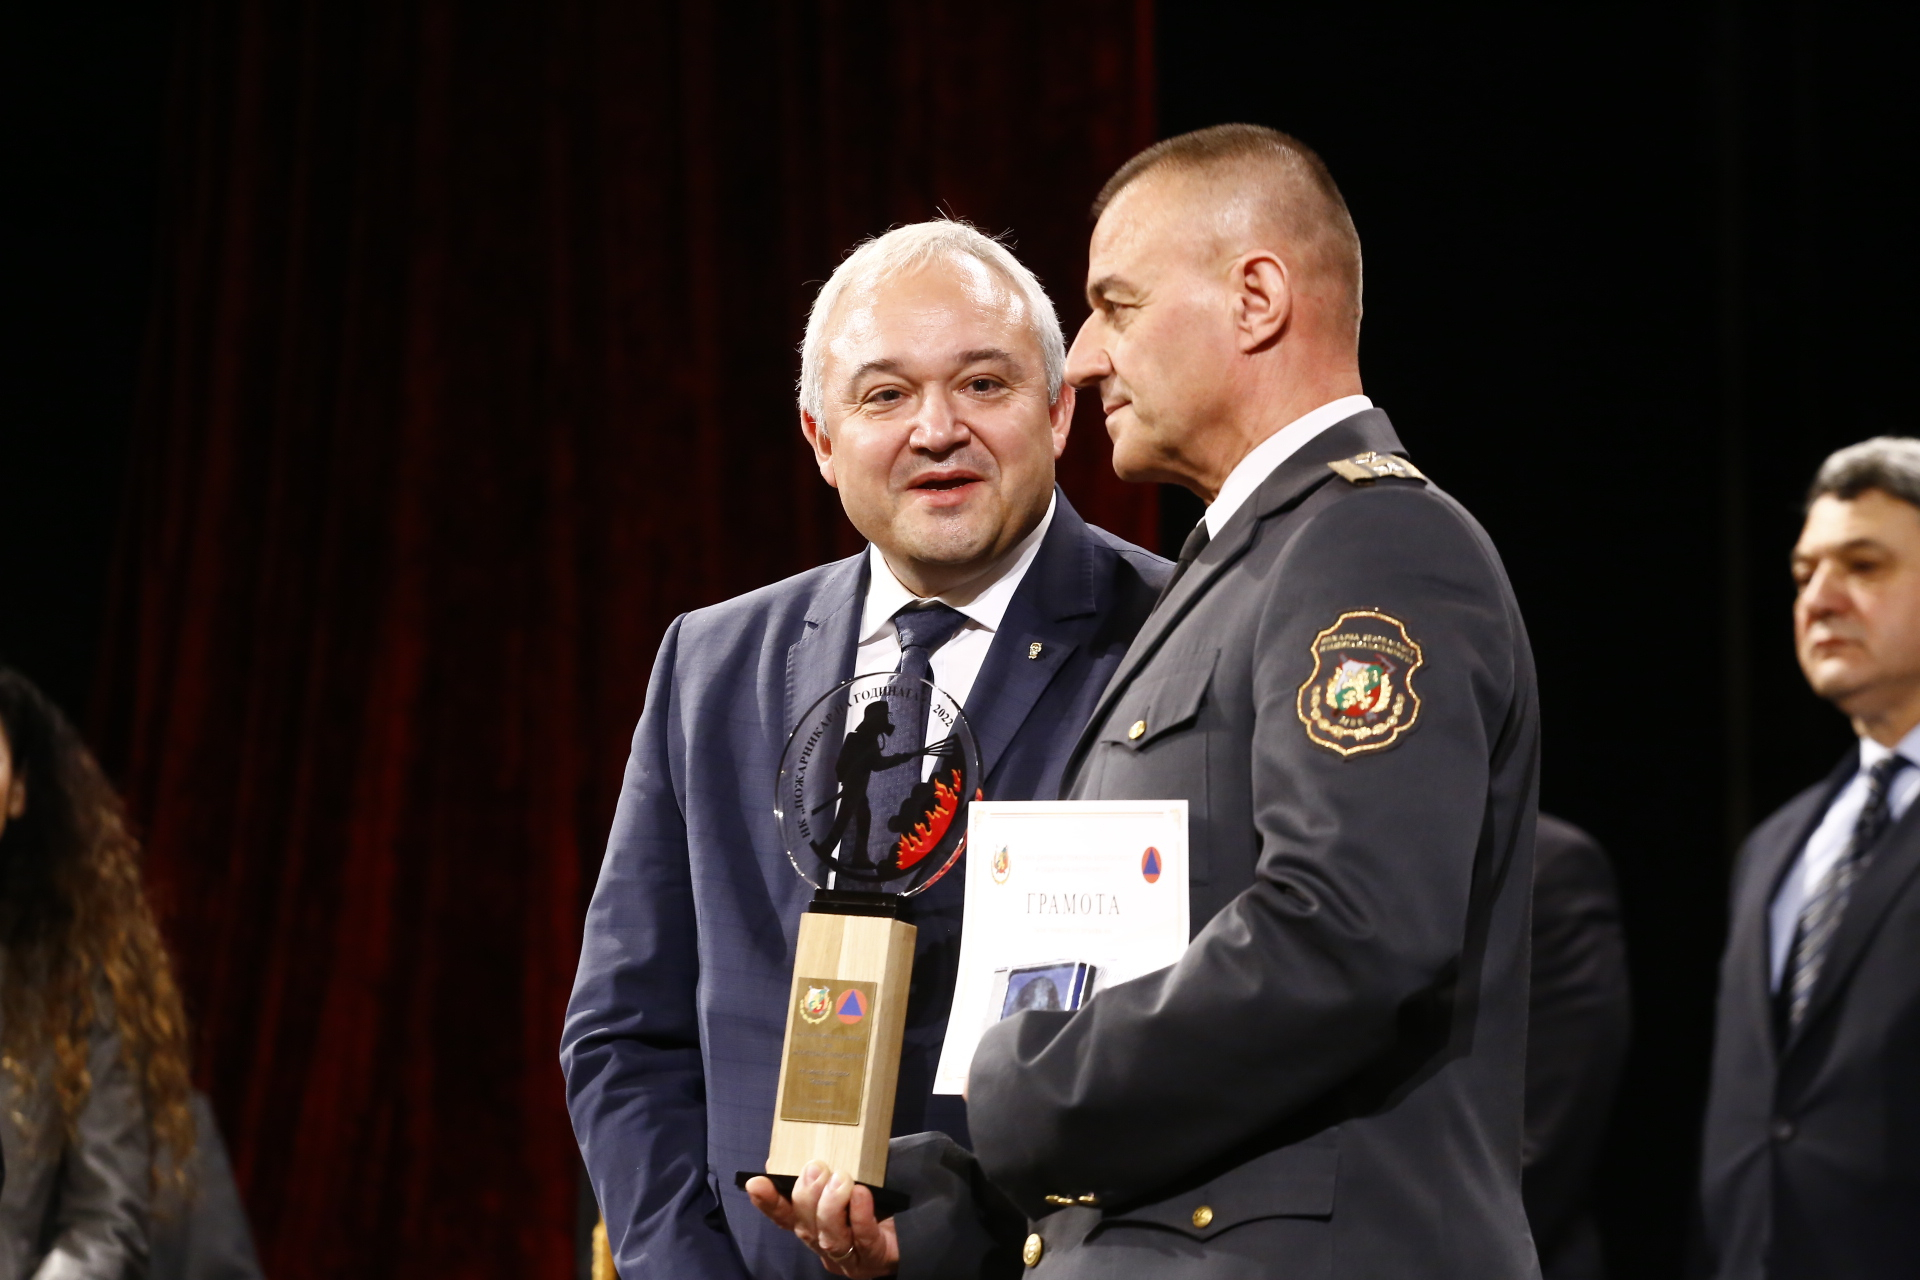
1327;451;1428;485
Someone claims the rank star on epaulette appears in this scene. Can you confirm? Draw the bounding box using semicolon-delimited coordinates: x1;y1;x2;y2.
1327;451;1428;485
1296;610;1425;756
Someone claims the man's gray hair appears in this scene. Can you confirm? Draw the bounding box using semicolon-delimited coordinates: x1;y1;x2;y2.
797;219;1066;422
1808;437;1920;512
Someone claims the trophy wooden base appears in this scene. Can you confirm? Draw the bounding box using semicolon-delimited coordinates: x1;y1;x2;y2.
744;890;916;1201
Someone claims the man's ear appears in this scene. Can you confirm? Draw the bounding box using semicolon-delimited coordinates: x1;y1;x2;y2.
6;779;24;820
799;410;840;488
1047;382;1075;460
1232;250;1293;354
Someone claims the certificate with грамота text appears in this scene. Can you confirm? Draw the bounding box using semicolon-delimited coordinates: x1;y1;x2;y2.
932;800;1190;1096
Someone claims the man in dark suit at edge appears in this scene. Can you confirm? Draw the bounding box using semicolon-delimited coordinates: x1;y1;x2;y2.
560;220;1168;1279
1526;814;1631;1280
771;124;1543;1279
1700;437;1920;1279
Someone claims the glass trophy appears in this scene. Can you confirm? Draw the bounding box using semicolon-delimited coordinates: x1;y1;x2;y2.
734;672;979;1220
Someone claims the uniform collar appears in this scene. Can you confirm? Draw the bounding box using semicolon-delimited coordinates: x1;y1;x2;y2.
1202;394;1374;538
1061;409;1403;788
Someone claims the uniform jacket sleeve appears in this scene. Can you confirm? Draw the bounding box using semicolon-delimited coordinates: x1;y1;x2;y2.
889;1133;1028;1280
560;617;751;1280
968;483;1529;1212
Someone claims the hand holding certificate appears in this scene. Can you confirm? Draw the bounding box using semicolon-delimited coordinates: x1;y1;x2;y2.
934;800;1190;1096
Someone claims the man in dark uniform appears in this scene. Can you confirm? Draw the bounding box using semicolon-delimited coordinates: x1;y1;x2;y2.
769;124;1543;1280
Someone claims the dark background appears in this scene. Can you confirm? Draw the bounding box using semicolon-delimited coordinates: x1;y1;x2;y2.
1161;3;1916;1274
4;1;1916;1276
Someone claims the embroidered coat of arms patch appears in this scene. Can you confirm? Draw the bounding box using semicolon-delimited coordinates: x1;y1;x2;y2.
1296;609;1425;756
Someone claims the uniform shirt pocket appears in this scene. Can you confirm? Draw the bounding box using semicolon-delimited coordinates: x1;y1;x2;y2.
1100;650;1219;751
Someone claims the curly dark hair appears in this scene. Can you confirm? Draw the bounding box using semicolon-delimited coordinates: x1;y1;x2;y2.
0;666;194;1184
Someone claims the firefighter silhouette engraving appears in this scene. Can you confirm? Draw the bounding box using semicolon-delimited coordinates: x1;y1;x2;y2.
809;700;923;870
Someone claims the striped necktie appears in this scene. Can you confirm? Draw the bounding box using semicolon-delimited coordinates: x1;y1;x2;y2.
1782;753;1910;1033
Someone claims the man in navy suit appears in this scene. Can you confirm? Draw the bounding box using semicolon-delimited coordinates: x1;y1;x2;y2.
560;219;1168;1280
1701;437;1920;1279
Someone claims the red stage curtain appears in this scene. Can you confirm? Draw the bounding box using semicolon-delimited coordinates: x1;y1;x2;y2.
92;2;1155;1276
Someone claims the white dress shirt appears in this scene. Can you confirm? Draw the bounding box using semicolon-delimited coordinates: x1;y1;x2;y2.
1768;723;1920;989
1201;394;1375;539
851;492;1057;711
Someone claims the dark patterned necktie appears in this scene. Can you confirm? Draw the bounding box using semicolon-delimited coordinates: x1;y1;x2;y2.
1154;521;1211;611
862;603;969;869
1783;753;1910;1032
890;602;969;737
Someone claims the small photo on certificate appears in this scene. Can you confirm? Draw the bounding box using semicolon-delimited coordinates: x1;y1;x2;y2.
990;960;1099;1020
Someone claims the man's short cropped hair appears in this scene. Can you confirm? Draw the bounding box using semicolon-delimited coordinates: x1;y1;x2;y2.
798;219;1066;422
1808;437;1920;513
1092;123;1364;339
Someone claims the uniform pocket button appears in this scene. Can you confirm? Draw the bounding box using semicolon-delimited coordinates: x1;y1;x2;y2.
1023;1233;1043;1266
1191;1204;1214;1229
1771;1119;1796;1142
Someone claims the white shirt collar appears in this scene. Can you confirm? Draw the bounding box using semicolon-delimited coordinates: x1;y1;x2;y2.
859;492;1057;643
1858;720;1920;770
1201;394;1374;539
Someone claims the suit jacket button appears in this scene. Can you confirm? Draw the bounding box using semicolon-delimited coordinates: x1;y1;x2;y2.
1023;1233;1044;1266
1129;720;1147;740
1772;1118;1796;1142
1192;1204;1214;1229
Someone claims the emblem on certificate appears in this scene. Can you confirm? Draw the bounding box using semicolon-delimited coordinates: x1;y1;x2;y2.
734;673;980;1220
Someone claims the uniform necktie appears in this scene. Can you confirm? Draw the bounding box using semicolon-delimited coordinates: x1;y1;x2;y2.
1154;521;1211;611
1782;753;1909;1032
859;603;970;872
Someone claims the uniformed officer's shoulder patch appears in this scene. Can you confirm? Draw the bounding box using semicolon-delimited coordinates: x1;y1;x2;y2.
1327;451;1427;485
1296;610;1424;756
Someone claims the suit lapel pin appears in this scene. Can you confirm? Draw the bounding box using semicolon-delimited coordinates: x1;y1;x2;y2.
1028;641;1044;660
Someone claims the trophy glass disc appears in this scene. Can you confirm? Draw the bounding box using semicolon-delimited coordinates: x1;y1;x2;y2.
775;673;980;897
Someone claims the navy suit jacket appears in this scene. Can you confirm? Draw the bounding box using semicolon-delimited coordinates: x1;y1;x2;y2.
1701;749;1920;1279
561;492;1168;1280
